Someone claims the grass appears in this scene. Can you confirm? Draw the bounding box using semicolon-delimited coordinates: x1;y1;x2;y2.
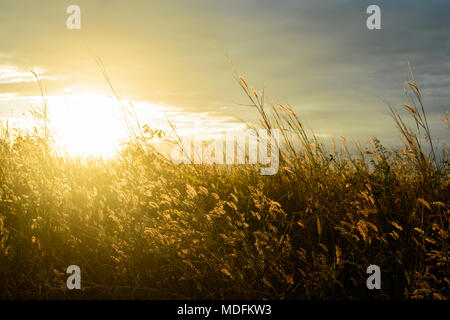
0;65;448;299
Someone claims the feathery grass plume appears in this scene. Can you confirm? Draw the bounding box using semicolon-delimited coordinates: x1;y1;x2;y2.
0;60;448;300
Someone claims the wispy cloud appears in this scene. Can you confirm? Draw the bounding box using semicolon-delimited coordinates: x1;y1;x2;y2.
0;92;19;100
0;66;57;84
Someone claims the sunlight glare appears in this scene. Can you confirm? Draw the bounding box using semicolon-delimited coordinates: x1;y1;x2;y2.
48;93;129;157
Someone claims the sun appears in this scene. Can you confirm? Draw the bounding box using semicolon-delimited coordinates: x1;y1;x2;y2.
41;91;248;158
47;93;130;157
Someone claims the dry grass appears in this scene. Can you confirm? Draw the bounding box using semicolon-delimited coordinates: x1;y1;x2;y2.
0;66;448;299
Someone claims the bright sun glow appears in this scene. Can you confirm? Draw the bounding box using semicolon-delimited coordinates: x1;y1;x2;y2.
48;93;129;157
27;92;248;158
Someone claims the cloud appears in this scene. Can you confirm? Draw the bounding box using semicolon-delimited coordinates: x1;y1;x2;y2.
0;0;448;144
0;92;19;100
0;66;57;84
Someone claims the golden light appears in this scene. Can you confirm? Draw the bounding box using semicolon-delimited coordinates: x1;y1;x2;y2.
48;93;129;157
40;92;248;158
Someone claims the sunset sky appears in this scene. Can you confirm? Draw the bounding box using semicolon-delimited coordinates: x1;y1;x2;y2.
0;0;449;155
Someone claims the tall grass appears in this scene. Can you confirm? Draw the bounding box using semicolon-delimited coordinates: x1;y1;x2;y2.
0;65;448;299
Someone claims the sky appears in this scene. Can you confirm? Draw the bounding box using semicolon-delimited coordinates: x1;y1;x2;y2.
0;0;449;155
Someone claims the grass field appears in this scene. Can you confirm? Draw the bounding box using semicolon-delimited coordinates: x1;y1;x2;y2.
0;68;448;300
